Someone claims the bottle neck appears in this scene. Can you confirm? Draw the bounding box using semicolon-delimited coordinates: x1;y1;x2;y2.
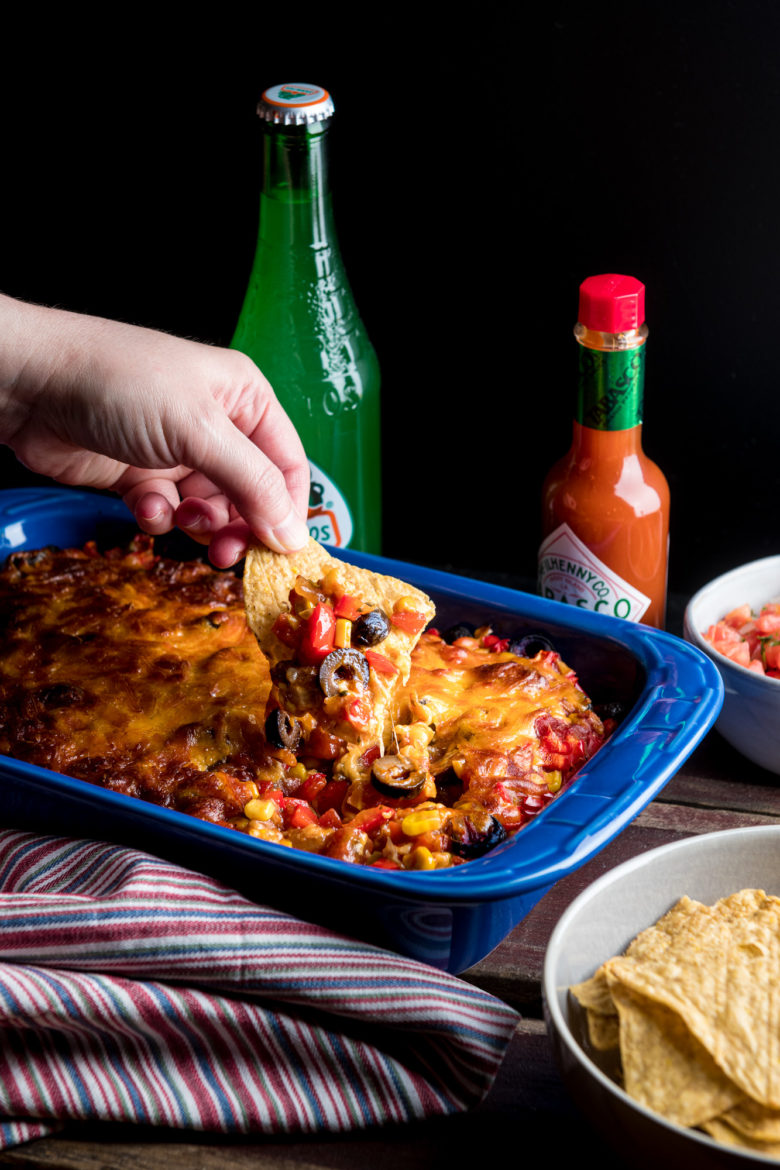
260;121;335;246
574;323;647;431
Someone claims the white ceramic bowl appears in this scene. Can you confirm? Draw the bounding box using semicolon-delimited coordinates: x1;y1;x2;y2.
683;555;780;774
544;826;780;1168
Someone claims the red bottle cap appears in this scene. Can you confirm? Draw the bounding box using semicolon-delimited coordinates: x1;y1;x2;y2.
578;274;645;332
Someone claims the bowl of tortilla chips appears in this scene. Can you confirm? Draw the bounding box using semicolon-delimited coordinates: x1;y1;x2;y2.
544;826;780;1165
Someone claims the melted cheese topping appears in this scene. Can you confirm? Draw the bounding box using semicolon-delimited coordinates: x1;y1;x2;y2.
397;632;601;776
0;541;280;821
0;543;607;866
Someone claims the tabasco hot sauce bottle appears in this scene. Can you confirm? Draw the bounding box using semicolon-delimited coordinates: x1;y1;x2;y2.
538;274;670;627
231;83;382;553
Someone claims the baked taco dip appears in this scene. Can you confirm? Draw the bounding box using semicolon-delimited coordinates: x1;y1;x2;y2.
0;535;609;870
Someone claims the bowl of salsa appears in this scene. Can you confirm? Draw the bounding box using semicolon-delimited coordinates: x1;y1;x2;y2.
684;555;780;775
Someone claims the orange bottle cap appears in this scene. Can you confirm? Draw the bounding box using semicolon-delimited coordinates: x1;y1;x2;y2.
578;274;645;332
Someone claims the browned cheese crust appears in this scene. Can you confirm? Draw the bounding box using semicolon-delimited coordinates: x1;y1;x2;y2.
0;538;283;824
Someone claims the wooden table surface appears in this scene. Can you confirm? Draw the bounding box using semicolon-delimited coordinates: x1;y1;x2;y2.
1;601;776;1170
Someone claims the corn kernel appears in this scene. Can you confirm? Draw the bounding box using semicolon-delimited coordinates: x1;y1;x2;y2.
401;808;444;837
395;596;420;613
289;763;308;782
335;618;352;649
546;771;563;794
244;798;278;821
407;846;437;870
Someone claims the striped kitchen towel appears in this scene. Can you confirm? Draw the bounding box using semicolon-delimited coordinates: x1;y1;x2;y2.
0;830;519;1148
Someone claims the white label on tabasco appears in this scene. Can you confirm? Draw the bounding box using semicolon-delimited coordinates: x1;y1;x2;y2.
537;523;650;622
306;460;353;548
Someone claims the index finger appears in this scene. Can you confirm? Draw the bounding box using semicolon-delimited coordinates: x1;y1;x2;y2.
179;403;309;553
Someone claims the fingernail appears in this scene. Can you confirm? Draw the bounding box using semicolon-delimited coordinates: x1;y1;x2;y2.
139;505;164;524
269;513;309;553
177;506;208;533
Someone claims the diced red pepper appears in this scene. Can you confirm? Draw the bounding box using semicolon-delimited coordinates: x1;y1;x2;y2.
364;649;398;676
298;602;335;665
370;858;402;870
390;610;427;636
318;808;342;830
282;798;319;829
334;594;360;621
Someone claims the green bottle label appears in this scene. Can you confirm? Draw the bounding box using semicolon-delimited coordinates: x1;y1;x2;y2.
576;347;645;430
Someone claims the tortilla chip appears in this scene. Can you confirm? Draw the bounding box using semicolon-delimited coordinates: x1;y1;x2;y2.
608;978;742;1128
719;1095;780;1142
570;968;620;1050
700;1114;780;1156
605;890;780;1109
243;537;435;752
571;967;616;1015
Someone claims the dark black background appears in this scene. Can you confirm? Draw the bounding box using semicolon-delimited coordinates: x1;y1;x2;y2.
2;3;777;601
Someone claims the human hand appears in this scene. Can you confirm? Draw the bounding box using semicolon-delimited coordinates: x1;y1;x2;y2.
0;296;310;567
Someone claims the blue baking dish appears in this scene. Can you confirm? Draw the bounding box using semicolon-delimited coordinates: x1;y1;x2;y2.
0;488;724;972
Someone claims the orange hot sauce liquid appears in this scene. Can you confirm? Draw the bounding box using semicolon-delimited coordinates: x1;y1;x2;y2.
541;324;670;629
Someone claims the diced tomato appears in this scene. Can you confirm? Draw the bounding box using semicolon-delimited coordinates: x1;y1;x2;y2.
333;594;360;621
298;772;327;803
307;726;346;760
706;622;741;645
704;601;780;676
494;806;526;831
349;806;393;834
359;744;382;768
723;604;753;625
523;793;546;815
482;634;510;653
717;641;751;667
272;612;300;649
318;808;342;830
764;641;780;670
316;778;349;814
346;693;372;731
298;602;336;665
364;649;398;676
390;610;427;636
756;612;780;635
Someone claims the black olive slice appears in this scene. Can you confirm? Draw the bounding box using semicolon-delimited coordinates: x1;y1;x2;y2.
595;699;628;724
448;811;507;859
264;707;302;752
442;622;475;643
371;754;426;798
352;609;390;648
508;632;556;657
319;648;371;697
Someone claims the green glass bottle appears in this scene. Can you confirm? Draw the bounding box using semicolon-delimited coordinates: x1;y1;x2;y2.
231;83;382;553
